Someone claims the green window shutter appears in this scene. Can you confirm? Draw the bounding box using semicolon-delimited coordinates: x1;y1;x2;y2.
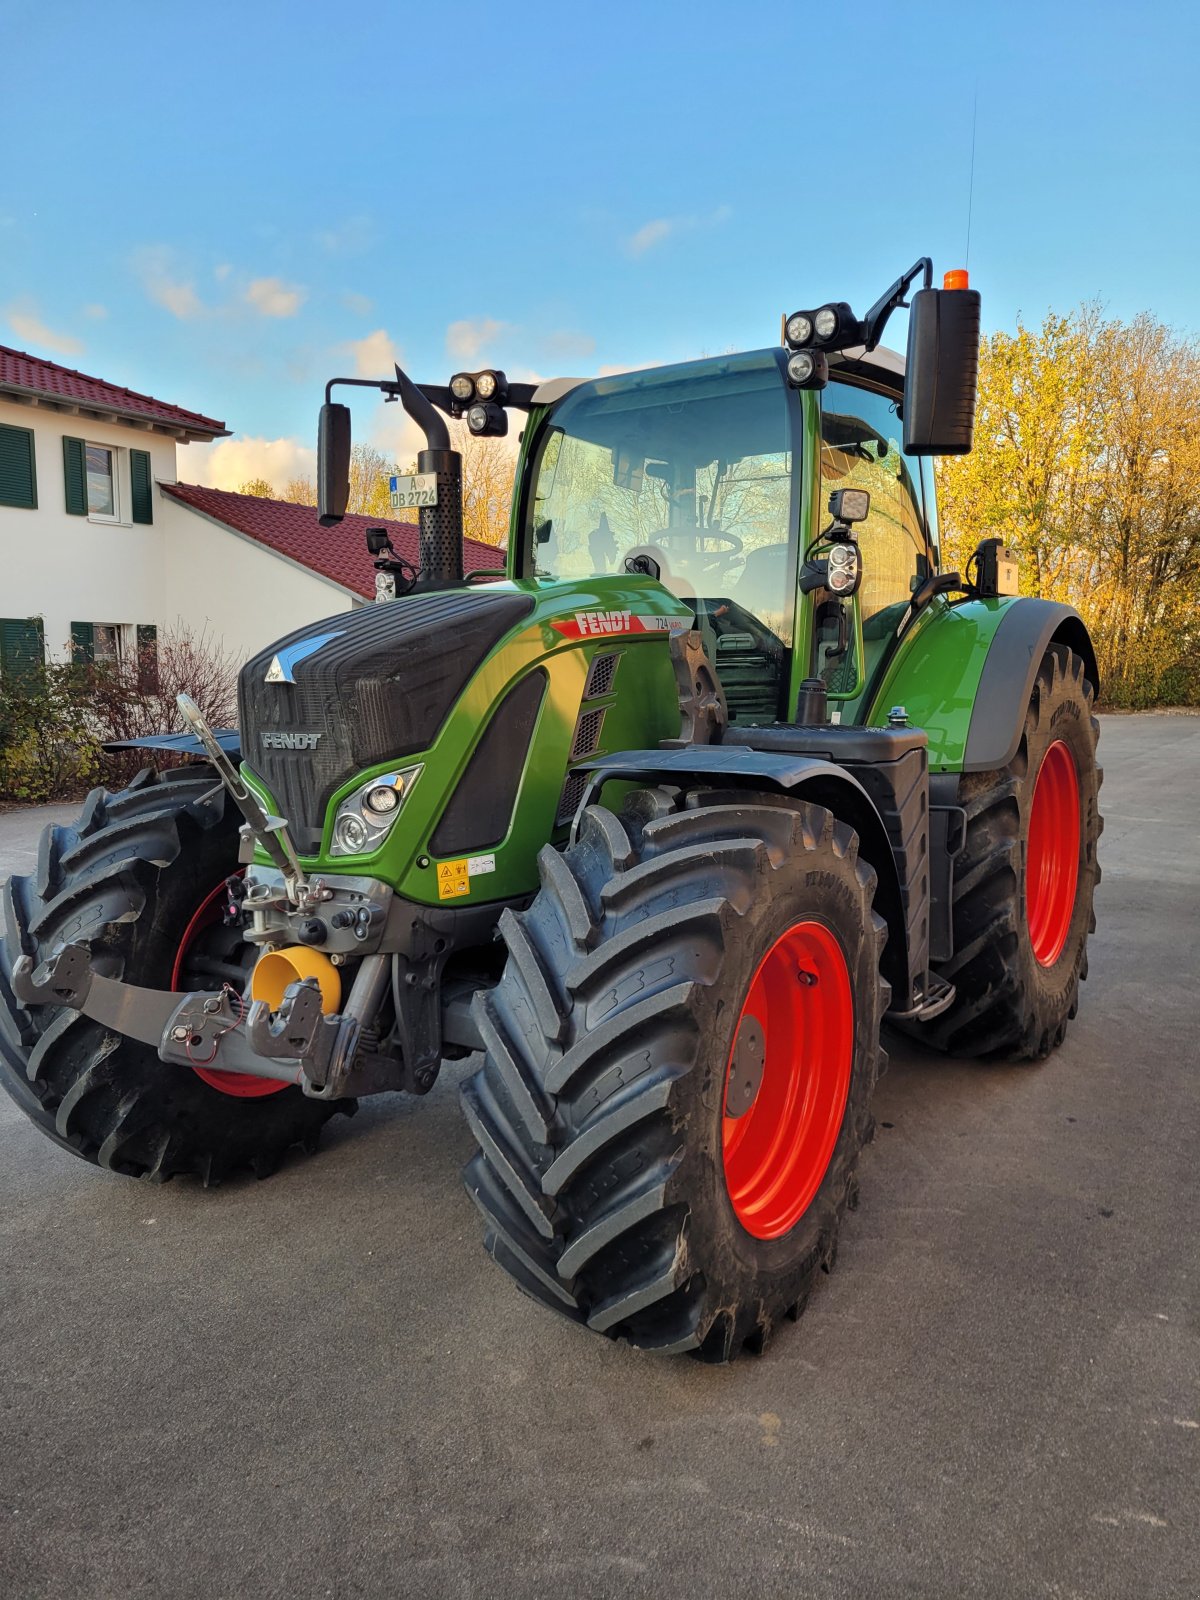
136;623;159;691
63;436;87;515
130;449;153;524
0;617;46;685
0;424;37;509
70;621;95;663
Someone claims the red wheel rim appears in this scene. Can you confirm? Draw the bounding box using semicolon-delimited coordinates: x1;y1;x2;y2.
1026;739;1081;968
171;880;289;1098
722;920;853;1240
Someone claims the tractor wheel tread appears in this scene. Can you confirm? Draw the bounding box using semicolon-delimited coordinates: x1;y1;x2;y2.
911;645;1101;1061
0;772;352;1179
463;787;887;1360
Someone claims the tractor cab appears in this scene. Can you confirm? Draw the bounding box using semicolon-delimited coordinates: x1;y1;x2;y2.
515;344;940;730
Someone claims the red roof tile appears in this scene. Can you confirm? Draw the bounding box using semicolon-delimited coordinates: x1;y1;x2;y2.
0;345;228;439
162;482;504;598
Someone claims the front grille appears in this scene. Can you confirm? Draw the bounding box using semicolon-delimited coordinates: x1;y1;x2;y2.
583;650;621;699
238;590;534;853
557;769;589;826
430;670;547;856
570;706;606;760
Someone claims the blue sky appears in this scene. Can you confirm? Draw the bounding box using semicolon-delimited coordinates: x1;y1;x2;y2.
3;0;1197;485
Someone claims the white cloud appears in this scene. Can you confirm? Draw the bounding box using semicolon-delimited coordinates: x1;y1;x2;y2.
82;303;108;321
344;328;396;378
5;300;83;354
244;277;306;318
367;403;428;469
447;317;508;361
342;291;373;315
134;247;205;319
624;206;732;257
626;219;674;257
180;435;317;493
214;263;232;282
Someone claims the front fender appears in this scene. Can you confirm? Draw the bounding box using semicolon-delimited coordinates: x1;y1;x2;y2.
865;596;1098;774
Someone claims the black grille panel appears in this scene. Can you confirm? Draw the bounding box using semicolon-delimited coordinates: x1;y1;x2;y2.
557;769;589;826
583;650;621;699
238;590;533;853
430;670;548;856
570;706;606;760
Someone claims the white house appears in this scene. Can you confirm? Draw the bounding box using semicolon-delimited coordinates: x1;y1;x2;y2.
0;346;500;683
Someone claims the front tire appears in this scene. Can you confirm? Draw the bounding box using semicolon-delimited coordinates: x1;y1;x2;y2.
0;767;352;1181
461;789;888;1360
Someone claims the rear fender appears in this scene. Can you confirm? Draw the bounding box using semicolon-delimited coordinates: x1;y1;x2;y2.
865;597;1098;773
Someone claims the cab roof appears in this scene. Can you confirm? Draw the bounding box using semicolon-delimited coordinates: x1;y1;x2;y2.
531;344;904;407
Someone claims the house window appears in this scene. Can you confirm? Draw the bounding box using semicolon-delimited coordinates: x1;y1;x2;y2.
93;623;123;662
85;444;118;520
71;620;131;665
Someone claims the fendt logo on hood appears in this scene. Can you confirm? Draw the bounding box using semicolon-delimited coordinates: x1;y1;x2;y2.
261;731;322;751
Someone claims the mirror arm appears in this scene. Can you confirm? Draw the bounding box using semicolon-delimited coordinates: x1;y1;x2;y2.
861;256;933;351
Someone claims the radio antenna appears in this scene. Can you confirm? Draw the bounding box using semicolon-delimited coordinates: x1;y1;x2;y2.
965;86;978;270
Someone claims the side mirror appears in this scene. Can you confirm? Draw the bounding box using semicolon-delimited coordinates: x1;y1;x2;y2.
318;402;351;525
903;285;981;456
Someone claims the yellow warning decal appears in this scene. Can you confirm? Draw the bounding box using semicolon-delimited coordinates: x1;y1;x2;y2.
436;858;471;900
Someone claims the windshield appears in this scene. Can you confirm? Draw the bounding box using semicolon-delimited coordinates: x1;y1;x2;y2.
524;351;797;652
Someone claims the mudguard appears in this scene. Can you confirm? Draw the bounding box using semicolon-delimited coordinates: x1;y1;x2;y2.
866;596;1098;774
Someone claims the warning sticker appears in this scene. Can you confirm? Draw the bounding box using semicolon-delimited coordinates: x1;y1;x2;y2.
467;853;496;877
436;858;471;900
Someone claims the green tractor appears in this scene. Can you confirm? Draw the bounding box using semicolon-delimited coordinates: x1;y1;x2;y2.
0;260;1101;1360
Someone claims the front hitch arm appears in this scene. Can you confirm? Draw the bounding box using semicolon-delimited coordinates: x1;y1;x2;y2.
11;943;359;1096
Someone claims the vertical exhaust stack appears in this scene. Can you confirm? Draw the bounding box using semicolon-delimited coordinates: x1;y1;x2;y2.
392;365;464;588
318;363;465;589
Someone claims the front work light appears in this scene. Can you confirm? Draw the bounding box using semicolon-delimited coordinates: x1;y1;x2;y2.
829;487;871;524
450;373;475;401
785;312;813;348
467;401;508;436
786;349;828;390
474;370;498;400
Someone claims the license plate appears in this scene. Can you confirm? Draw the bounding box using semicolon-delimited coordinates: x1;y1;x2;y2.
389;472;438;509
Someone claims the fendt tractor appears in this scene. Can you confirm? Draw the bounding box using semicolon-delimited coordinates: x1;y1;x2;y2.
1;259;1101;1361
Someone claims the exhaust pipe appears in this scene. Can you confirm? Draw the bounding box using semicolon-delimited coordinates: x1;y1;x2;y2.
318;363;464;589
391;365;463;588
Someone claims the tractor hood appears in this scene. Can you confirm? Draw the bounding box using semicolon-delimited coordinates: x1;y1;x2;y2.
238;589;534;854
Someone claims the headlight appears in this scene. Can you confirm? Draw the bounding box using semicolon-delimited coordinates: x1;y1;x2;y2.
814;306;840;339
785;312;812;346
788;351;816;385
467;403;489;432
450;373;475;401
329;765;422;857
825;543;861;595
474;370;497;399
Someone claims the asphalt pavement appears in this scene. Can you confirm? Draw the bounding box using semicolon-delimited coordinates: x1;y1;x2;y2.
1;714;1196;1600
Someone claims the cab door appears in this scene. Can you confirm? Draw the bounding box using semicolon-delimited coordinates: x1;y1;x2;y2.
813;374;936;721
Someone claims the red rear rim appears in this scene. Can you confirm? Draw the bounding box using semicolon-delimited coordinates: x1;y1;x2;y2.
721;920;854;1241
171;879;289;1098
1026;739;1081;968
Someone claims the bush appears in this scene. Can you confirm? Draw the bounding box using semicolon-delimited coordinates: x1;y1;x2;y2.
0;662;100;803
0;624;240;804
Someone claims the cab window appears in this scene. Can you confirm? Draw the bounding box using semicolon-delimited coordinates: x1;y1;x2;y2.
525;351;798;722
820;378;930;626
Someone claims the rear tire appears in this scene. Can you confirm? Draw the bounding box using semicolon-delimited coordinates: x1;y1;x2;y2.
922;645;1102;1060
0;767;353;1181
461;788;888;1360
